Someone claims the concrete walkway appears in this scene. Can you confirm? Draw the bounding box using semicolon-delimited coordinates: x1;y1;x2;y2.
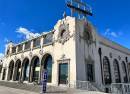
0;85;108;94
0;85;38;94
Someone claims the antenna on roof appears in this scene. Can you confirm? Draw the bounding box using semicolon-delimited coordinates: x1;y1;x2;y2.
66;0;92;20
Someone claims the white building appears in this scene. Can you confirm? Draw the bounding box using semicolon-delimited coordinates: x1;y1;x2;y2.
0;16;130;93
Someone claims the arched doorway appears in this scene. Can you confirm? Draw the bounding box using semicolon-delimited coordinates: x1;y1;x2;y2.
122;61;128;83
113;59;121;83
30;56;40;82
22;58;29;81
103;56;112;85
14;59;21;81
8;60;14;81
41;54;52;83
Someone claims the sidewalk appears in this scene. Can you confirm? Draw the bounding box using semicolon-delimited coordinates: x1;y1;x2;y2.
0;85;38;94
0;85;108;94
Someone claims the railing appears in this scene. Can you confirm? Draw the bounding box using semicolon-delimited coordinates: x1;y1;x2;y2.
9;32;54;56
43;33;53;45
33;38;41;48
12;47;16;54
111;83;130;94
18;44;23;52
72;80;104;92
24;41;31;50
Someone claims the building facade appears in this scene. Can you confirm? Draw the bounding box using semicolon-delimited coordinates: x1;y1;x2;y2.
0;16;130;92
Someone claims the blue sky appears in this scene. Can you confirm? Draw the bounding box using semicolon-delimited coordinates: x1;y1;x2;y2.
0;0;130;57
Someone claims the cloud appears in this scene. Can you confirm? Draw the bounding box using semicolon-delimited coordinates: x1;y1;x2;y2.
110;32;118;37
16;27;40;39
4;38;9;43
104;28;122;38
0;53;4;58
3;38;10;51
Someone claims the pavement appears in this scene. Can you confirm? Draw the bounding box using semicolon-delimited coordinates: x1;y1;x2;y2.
0;85;108;94
0;85;38;94
0;85;67;94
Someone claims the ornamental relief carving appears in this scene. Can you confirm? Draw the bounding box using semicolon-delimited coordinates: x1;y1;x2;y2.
57;23;71;44
79;22;95;46
83;23;93;45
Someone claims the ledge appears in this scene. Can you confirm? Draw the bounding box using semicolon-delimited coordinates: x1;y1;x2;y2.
43;42;54;47
33;46;41;50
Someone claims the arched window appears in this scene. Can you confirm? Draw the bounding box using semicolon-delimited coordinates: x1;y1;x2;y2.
14;59;21;81
60;29;66;39
22;58;29;81
8;60;14;80
103;56;112;85
122;61;128;83
41;54;52;83
113;59;121;83
31;56;40;82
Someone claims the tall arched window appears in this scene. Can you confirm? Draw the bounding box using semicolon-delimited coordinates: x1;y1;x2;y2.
103;56;112;85
41;54;52;83
122;61;128;83
22;58;29;81
14;59;21;81
113;59;121;83
31;56;40;82
8;60;14;80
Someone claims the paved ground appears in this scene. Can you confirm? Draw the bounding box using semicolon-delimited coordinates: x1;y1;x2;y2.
0;85;67;94
0;85;108;94
0;85;38;94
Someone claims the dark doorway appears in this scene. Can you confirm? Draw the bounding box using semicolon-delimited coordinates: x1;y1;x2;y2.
8;61;14;80
14;60;21;81
41;54;53;83
59;63;68;84
22;58;29;81
31;56;40;82
87;63;94;82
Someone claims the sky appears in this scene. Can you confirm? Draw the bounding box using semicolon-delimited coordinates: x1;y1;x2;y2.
0;0;130;57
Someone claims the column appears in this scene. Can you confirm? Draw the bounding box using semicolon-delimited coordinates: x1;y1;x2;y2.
40;37;44;48
19;63;23;82
23;44;25;51
38;63;42;84
20;65;23;82
0;68;4;80
6;67;9;81
13;66;16;81
28;64;32;82
16;46;18;53
12;65;16;81
31;40;34;51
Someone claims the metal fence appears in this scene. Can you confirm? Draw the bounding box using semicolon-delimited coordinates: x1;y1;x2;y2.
70;80;104;92
111;83;130;94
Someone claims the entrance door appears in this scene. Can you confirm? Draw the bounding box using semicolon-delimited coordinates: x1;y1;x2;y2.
59;63;68;84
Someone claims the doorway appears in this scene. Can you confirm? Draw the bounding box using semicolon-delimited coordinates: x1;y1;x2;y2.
59;63;68;84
